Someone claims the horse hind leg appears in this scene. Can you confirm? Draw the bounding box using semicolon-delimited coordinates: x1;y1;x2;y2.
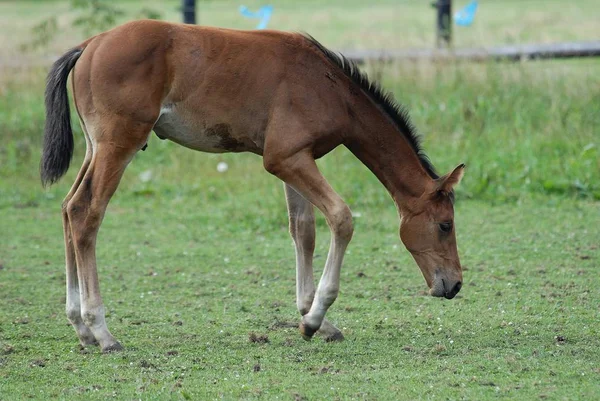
63;142;96;346
66;118;151;352
284;184;344;342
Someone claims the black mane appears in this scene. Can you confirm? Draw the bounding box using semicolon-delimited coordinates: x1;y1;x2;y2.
302;34;439;180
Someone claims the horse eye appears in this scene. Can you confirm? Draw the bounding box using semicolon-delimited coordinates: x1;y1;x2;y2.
439;222;453;233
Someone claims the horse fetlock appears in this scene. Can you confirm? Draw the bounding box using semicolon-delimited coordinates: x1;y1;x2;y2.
81;307;105;328
66;305;82;323
299;318;320;341
297;302;312;317
66;313;98;346
297;290;315;315
302;313;323;330
78;330;98;347
82;311;96;327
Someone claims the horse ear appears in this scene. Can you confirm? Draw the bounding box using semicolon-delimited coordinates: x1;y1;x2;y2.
435;163;465;193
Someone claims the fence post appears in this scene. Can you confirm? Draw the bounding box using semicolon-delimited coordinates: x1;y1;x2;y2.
183;0;196;24
432;0;452;47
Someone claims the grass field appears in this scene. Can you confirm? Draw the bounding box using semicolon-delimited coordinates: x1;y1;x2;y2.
0;192;598;399
1;0;599;400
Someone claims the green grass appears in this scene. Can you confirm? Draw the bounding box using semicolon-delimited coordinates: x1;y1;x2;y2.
1;189;599;399
1;0;599;399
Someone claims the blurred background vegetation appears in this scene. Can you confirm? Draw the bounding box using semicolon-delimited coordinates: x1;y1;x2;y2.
0;0;598;209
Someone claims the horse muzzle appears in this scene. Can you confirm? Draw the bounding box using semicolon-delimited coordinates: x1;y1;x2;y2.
429;276;462;299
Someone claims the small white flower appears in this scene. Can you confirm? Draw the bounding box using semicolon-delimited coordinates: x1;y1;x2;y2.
139;170;153;182
217;162;229;172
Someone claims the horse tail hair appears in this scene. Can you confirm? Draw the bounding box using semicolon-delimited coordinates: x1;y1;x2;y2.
40;47;84;187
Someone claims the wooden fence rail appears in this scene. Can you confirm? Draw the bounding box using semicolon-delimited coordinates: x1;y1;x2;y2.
343;41;600;63
2;41;599;69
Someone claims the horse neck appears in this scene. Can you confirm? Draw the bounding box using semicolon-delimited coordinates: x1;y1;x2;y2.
346;106;434;209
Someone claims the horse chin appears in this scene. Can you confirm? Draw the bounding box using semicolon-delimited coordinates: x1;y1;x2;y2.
428;280;446;298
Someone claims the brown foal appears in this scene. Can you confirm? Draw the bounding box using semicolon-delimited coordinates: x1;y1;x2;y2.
41;20;465;352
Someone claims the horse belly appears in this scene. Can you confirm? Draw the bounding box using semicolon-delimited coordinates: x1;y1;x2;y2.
152;106;262;154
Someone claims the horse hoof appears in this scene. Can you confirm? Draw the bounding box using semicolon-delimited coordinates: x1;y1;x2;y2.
324;331;345;342
102;342;124;353
299;322;317;341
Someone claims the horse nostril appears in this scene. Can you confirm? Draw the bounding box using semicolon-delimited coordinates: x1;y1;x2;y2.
444;281;462;299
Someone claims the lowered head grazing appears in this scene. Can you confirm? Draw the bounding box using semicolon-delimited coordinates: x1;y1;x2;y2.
399;164;465;299
45;21;467;350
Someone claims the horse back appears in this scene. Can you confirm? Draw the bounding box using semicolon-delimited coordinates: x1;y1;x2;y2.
72;20;352;156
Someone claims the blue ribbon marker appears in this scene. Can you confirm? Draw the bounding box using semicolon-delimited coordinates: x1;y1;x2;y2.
239;5;273;30
454;1;478;27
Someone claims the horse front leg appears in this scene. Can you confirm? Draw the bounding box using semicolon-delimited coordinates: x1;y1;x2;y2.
266;150;353;340
284;184;344;342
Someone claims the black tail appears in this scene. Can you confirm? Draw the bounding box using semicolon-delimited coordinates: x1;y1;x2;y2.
41;47;84;187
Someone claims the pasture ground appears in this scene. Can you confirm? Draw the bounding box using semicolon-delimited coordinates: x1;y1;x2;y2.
0;190;599;399
1;0;599;400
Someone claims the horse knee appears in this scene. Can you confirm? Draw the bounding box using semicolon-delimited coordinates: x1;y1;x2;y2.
329;204;354;242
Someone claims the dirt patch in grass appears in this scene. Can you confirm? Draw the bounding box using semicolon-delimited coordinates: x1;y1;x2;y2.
248;333;269;344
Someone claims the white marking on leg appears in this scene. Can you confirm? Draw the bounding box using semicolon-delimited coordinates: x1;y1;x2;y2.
302;203;353;330
285;183;345;340
62;149;97;346
285;184;316;315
